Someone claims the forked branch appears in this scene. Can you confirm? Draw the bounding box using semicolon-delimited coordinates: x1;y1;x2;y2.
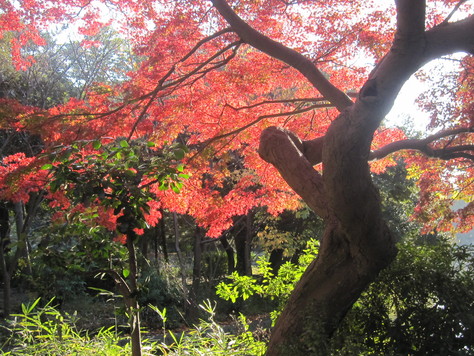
211;0;353;111
371;127;474;161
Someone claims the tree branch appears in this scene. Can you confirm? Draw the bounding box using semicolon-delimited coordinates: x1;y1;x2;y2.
442;0;469;25
370;127;474;160
210;0;353;111
425;14;474;60
259;126;329;218
95;269;131;297
395;0;426;40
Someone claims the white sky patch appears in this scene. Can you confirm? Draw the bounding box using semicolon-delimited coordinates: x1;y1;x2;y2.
385;54;466;133
385;74;430;131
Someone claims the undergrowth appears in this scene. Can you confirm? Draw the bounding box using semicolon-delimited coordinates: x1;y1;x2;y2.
0;298;266;355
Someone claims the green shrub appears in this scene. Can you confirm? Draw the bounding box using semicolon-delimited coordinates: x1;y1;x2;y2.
331;237;474;355
216;239;319;323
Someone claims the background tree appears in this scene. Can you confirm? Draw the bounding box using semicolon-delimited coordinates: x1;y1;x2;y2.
43;138;188;356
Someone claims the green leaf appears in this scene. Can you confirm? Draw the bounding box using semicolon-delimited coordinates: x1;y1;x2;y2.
174;148;185;160
122;269;130;278
119;140;130;148
147;141;156;147
41;163;53;170
93;140;102;149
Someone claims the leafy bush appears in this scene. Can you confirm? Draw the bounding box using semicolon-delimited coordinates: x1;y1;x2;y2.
331;237;474;355
216;239;319;323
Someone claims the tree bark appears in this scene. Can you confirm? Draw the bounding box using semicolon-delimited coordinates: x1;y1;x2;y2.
0;202;10;318
187;226;204;320
172;212;188;291
159;209;168;262
220;235;235;273
235;214;253;276
210;0;474;354
268;249;284;275
125;233;142;356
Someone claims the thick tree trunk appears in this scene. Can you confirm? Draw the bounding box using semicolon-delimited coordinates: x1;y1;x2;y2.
267;223;396;354
262;110;398;355
235;214;253;276
220;235;235;273
159;208;168;262
125;234;142;356
0;202;10;318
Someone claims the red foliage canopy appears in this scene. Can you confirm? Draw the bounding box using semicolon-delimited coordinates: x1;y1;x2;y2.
0;0;473;236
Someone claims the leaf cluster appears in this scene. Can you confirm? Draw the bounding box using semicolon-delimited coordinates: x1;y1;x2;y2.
43;139;188;231
216;239;319;323
331;238;474;355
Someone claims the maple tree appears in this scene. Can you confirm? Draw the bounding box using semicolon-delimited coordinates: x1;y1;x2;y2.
1;0;474;354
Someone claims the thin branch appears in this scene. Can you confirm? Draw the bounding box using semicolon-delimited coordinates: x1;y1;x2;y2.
181;27;233;62
191;102;331;159
125;40;241;139
95;269;131;297
442;0;469;24
211;0;353;111
370;127;474;160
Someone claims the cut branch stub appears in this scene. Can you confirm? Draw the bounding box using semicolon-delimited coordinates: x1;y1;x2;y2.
259;126;329;219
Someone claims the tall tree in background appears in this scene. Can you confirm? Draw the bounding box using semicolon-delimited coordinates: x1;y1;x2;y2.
0;0;473;354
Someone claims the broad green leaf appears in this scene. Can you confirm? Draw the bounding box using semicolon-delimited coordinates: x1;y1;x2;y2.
41;163;53;170
119;140;130;148
123;269;130;278
93;140;102;149
174;148;185;160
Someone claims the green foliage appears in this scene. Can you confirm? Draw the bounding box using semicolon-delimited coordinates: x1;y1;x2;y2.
255;207;323;258
1;298;266;355
28;221;127;300
1;298;133;355
373;160;420;240
152;300;266;356
45;139;188;228
216;239;319;322
138;263;185;328
202;251;229;284
330;237;474;355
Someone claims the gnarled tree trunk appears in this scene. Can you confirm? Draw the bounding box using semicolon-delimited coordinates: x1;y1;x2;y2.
210;0;474;354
